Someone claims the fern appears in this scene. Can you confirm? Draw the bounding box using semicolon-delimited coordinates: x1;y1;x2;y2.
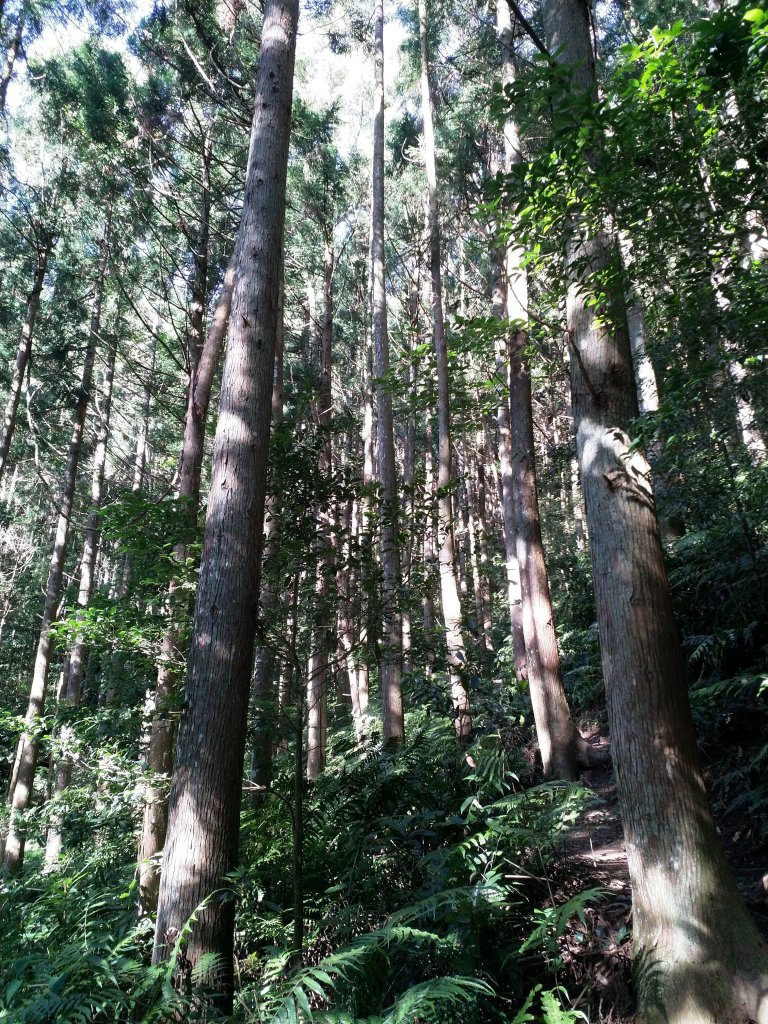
520;889;606;958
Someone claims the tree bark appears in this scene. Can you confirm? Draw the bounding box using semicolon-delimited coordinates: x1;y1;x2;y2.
4;221;108;874
493;0;527;683
508;332;590;779
418;0;471;744
543;1;768;1019
151;0;298;1007
372;0;404;743
249;251;285;806
0;239;52;485
491;250;526;681
471;428;494;651
496;0;589;779
307;238;334;780
137;261;235;915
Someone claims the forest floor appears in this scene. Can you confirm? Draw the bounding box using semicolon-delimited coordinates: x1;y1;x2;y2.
549;731;768;1024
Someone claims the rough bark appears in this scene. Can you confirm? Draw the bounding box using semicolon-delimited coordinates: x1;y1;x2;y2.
4;225;107;874
249;253;285;806
494;0;528;682
0;239;51;484
422;432;437;675
372;0;404;743
401;278;419;675
137;260;235;915
151;0;298;1002
508;332;590;780
496;0;590;778
543;1;768;1019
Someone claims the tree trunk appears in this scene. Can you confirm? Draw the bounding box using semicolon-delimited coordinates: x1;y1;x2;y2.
44;328;117;866
401;278;419;675
418;1;471;744
307;238;334;780
4;222;107;874
491;251;526;681
372;0;404;743
0;9;24;113
493;0;528;683
543;1;768;1019
497;0;589;779
0;239;51;485
472;428;494;650
508;332;590;780
249;252;285;807
422;429;437;676
151;0;298;1007
137;261;235;915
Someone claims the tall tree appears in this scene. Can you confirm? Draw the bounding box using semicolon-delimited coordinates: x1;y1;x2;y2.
44;324;118;866
496;0;591;780
3;215;110;873
542;0;768;1019
137;259;235;913
152;0;299;1008
418;0;471;744
373;0;404;744
0;230;54;484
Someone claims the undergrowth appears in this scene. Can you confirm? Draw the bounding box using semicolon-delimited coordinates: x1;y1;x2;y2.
0;692;596;1023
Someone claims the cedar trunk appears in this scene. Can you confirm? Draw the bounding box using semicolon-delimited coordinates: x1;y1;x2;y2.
543;1;768;1020
418;0;471;743
0;239;52;484
137;260;235;914
307;238;334;779
151;1;298;1007
372;0;404;743
508;333;587;780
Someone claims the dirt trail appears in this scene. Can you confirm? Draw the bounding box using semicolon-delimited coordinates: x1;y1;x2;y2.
554;756;635;1022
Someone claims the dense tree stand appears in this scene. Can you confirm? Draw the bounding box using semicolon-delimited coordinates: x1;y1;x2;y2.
1;2;768;1022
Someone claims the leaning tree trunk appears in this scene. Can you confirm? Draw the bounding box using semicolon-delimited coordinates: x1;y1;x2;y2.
543;1;768;1020
372;0;404;743
418;0;471;744
0;238;52;485
3;223;107;874
44;329;117;867
151;0;298;1010
508;331;595;779
137;260;235;913
496;0;590;780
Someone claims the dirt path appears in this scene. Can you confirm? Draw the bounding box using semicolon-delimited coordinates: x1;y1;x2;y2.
554;760;635;1022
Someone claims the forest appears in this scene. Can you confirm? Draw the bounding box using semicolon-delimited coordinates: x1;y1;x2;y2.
0;0;767;1020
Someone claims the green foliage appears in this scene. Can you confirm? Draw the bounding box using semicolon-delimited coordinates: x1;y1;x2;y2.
31;41;134;148
236;713;596;1023
0;861;174;1023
